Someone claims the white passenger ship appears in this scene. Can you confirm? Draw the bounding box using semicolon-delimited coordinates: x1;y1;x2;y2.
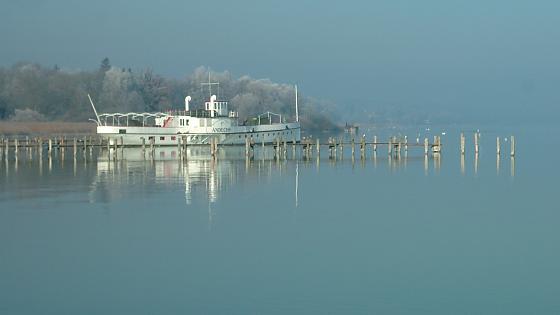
90;86;301;146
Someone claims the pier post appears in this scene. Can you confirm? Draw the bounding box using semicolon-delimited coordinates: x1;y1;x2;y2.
424;138;429;155
405;136;408;152
474;132;479;154
460;133;465;155
360;136;365;159
73;137;77;159
4;138;8;160
510;136;515;157
496;137;501;155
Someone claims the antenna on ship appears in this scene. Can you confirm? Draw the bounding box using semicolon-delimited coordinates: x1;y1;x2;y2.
295;85;299;122
201;71;220;100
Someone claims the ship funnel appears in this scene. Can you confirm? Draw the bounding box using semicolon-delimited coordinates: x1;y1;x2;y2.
210;95;217;117
185;96;191;111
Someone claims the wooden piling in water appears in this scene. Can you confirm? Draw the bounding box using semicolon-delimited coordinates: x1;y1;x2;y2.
474;132;479;154
73;137;77;158
360;136;365;159
404;136;408;152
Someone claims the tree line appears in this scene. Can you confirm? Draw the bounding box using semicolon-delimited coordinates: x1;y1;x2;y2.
0;59;339;131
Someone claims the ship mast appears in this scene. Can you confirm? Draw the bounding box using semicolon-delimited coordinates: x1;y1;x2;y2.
201;72;220;100
295;85;299;122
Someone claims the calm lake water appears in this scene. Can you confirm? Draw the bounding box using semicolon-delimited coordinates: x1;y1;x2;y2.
1;123;559;314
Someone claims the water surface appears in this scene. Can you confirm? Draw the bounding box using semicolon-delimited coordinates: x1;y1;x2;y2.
1;124;558;314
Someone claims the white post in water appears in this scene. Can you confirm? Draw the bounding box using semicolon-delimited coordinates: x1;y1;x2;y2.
496;137;501;155
424;138;429;155
404;136;408;152
373;135;377;152
474;132;479;154
460;133;465;155
510;136;515;157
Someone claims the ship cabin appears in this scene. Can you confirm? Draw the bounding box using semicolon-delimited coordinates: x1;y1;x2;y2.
154;95;239;128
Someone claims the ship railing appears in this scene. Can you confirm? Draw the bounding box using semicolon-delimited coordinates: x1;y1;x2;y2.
97;112;169;127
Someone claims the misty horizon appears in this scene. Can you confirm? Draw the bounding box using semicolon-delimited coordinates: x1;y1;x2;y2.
1;0;559;124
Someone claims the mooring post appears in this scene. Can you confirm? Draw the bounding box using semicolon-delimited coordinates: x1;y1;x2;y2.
474;132;479;154
404;136;408;152
460;133;465;155
424;137;428;155
510;135;515;157
73;137;77;159
496;137;501;155
360;136;365;159
183;136;188;160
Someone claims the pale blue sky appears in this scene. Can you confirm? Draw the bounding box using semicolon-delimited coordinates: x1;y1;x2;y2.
1;0;558;121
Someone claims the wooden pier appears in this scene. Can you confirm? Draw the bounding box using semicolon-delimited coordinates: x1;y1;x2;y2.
0;132;516;163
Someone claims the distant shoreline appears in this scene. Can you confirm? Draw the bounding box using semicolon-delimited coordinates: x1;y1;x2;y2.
0;121;96;136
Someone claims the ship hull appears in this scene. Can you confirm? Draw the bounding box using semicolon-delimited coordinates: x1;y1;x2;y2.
97;123;301;146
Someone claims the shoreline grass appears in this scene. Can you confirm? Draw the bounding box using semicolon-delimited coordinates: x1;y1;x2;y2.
0;121;96;136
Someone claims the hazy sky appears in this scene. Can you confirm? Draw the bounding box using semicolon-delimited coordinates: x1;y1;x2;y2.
1;0;558;122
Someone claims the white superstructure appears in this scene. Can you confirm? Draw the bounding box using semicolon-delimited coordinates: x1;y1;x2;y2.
91;85;301;146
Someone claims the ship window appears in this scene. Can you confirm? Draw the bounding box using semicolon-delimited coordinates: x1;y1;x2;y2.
186;120;189;126
119;129;126;134
148;136;154;140
160;137;165;140
171;136;176;141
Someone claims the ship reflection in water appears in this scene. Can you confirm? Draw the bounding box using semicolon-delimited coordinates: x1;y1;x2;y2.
92;146;299;208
